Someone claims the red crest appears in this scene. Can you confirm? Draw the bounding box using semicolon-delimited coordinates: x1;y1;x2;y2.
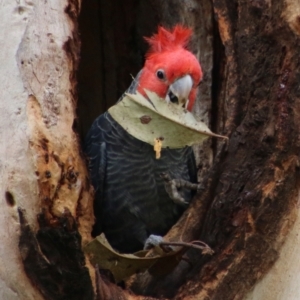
145;25;192;56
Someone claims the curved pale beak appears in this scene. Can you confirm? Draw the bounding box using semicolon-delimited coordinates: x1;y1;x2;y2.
166;74;193;108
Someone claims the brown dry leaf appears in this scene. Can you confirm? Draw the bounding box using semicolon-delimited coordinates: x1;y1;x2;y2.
84;234;189;282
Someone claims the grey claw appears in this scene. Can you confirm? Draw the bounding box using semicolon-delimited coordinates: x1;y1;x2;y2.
172;196;189;206
144;234;164;250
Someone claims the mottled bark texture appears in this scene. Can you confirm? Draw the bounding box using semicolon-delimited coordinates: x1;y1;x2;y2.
0;0;96;299
78;0;300;299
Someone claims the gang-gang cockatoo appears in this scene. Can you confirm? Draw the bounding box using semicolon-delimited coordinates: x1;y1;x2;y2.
84;25;203;253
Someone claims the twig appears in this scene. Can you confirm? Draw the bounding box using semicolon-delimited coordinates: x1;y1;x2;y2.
160;241;214;255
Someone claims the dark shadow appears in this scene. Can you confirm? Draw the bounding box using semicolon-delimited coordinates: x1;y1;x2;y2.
77;0;159;139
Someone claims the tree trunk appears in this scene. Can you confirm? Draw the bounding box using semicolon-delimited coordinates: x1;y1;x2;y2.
0;1;95;299
1;0;300;299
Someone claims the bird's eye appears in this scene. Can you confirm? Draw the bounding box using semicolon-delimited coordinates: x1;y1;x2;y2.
156;69;165;80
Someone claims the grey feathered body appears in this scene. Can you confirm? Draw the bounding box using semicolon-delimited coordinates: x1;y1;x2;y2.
84;75;197;253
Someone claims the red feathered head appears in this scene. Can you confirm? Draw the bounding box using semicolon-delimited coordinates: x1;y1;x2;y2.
137;25;202;111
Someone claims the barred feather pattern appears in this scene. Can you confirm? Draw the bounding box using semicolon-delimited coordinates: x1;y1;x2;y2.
84;74;197;253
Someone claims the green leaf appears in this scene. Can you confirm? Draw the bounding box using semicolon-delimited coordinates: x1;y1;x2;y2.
108;90;227;149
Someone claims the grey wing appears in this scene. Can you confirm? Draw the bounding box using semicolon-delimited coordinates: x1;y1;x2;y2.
100;118;156;252
187;147;197;184
84;114;109;235
84;70;143;236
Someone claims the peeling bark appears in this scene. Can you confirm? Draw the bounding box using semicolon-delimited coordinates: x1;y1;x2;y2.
0;0;95;299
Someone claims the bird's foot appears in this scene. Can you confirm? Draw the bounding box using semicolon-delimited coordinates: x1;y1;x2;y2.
160;172;202;206
144;234;164;250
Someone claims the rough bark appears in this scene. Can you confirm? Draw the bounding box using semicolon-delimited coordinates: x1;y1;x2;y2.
128;1;300;299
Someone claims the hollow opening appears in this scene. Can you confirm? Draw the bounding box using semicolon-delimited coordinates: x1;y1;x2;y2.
5;191;15;207
77;0;159;139
76;1;216;297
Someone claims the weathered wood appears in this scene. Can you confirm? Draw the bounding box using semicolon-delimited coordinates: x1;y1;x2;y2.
0;0;96;299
